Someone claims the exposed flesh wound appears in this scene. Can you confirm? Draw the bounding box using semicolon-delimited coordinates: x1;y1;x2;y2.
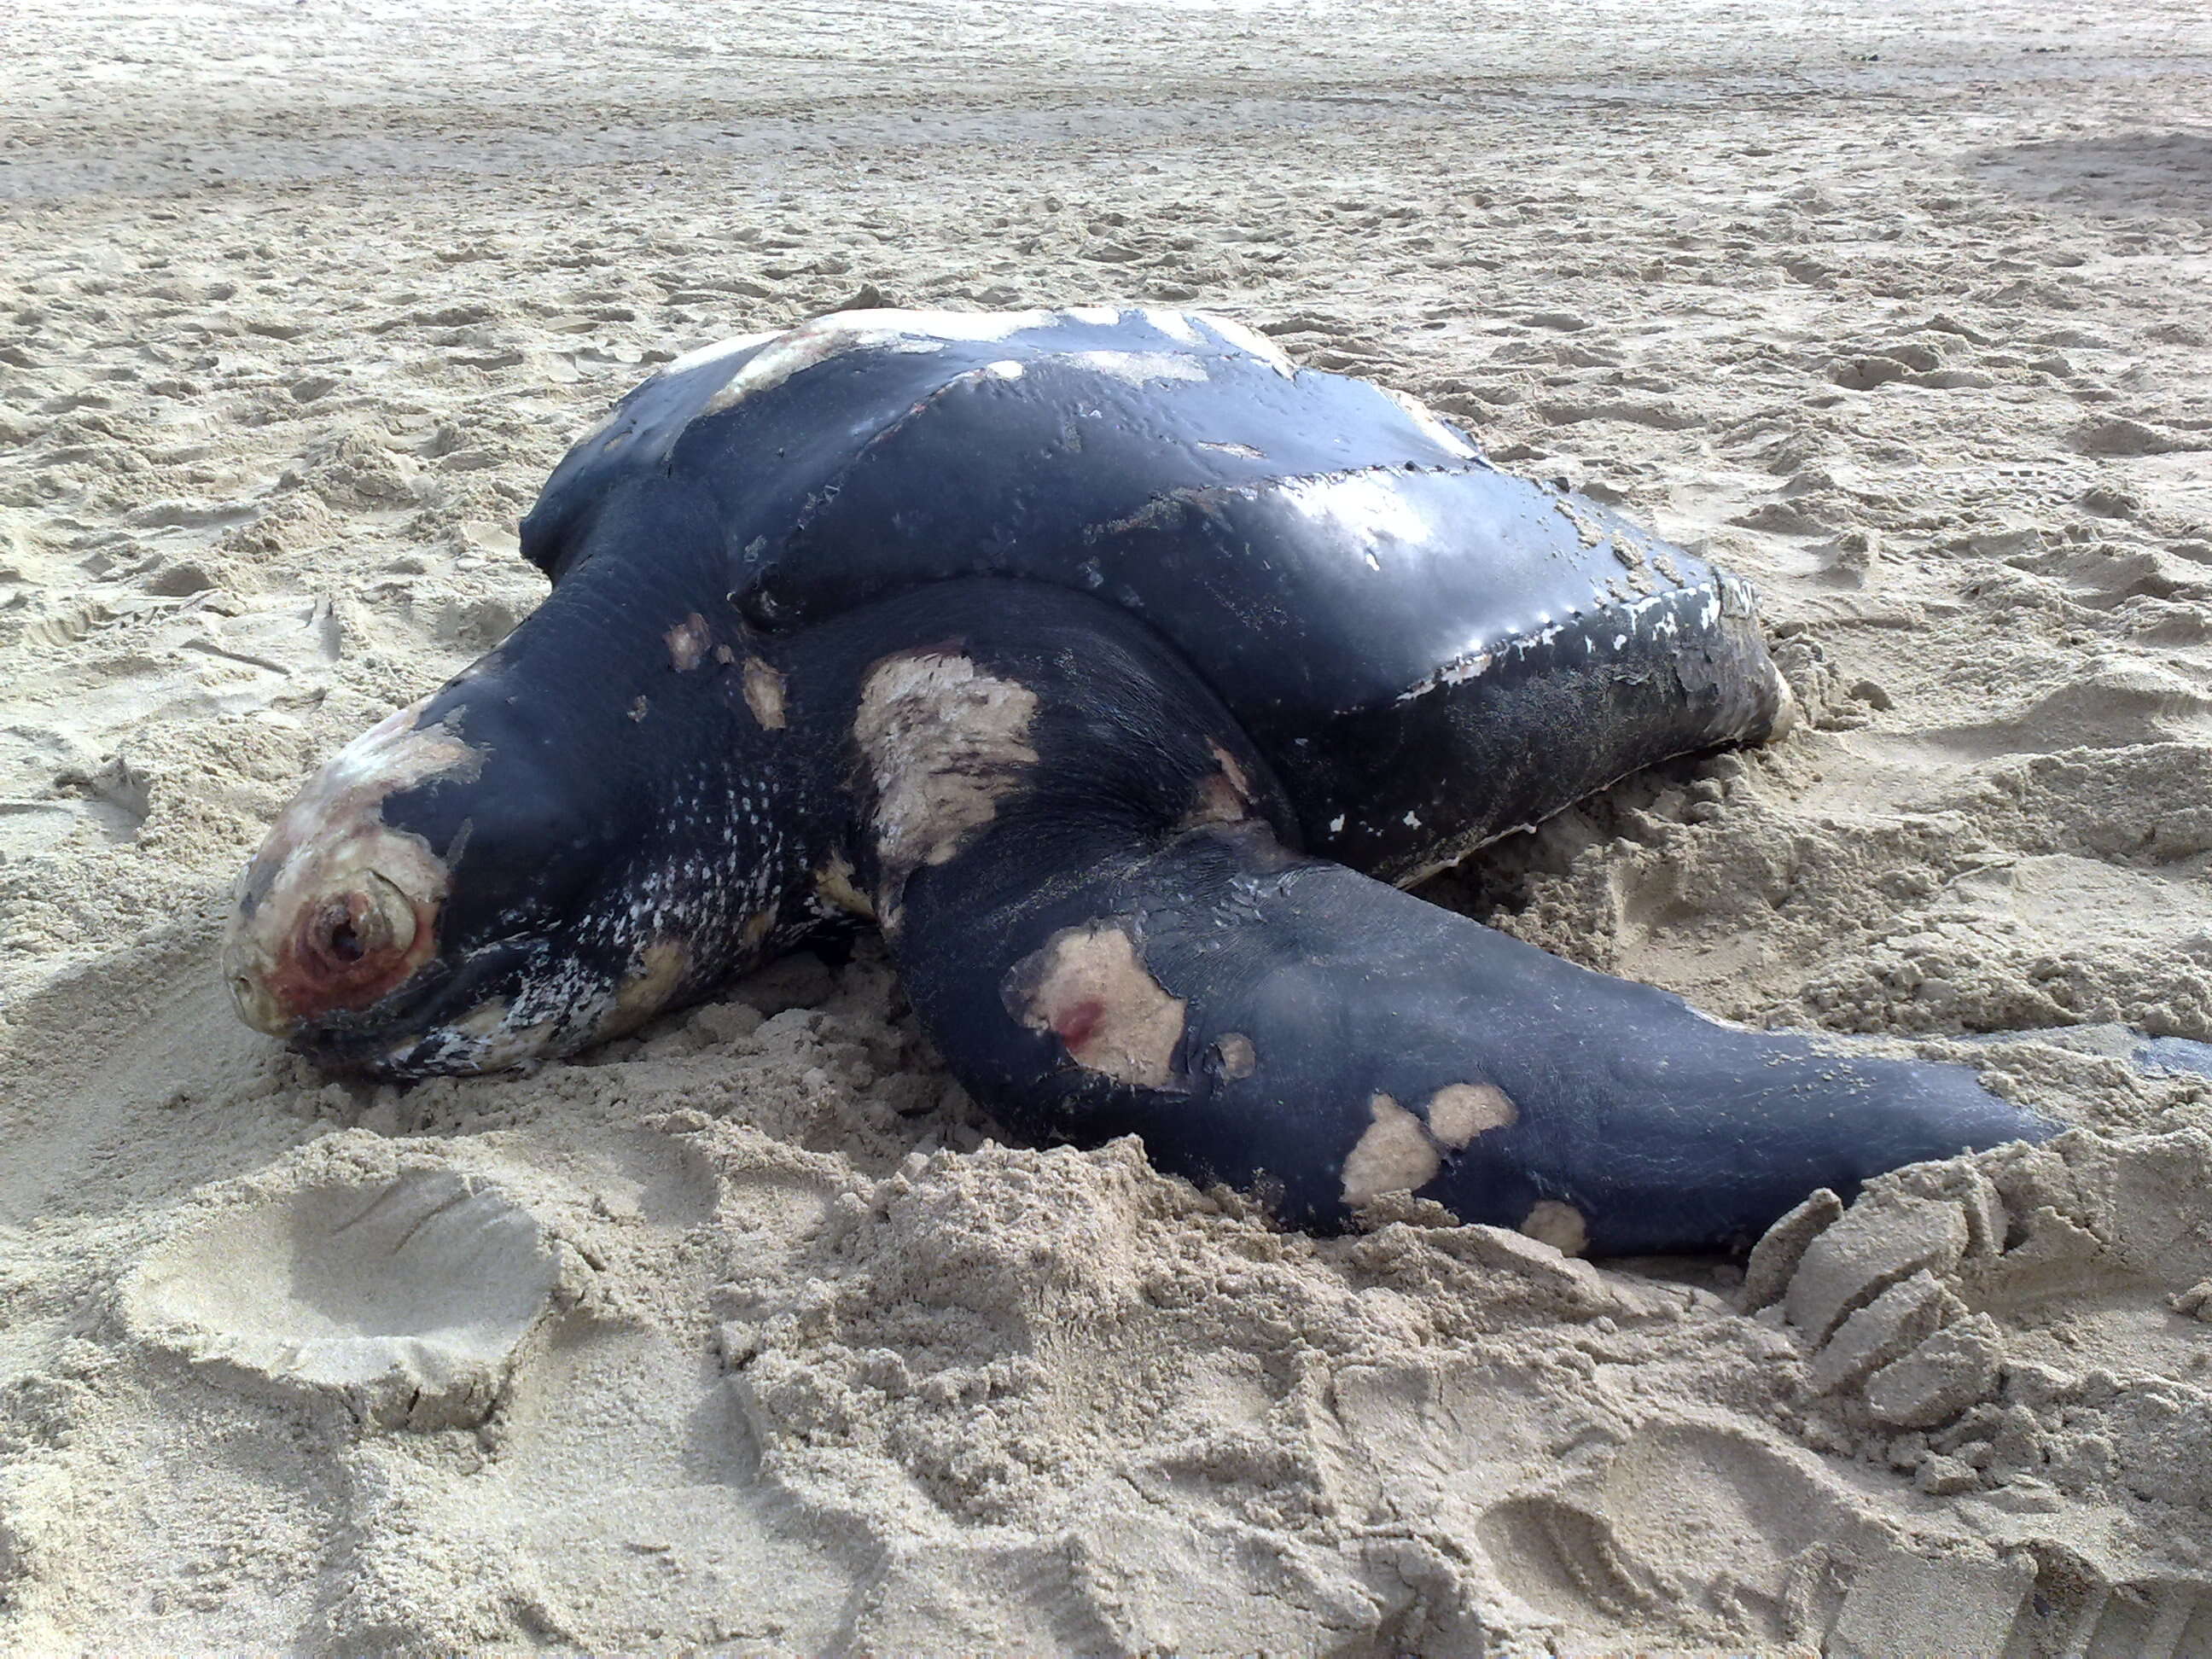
1005;920;1188;1091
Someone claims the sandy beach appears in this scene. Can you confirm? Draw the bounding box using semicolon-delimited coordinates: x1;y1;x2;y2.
3;0;2211;1651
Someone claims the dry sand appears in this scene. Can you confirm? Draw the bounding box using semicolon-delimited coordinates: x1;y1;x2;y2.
4;0;2212;1652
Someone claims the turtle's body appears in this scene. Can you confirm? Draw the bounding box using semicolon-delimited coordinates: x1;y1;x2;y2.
225;309;2046;1254
524;306;1784;882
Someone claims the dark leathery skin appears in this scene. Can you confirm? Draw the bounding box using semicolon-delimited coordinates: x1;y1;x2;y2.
829;581;2050;1253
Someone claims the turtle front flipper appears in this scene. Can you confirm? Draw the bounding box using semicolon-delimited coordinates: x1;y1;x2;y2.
824;579;2051;1256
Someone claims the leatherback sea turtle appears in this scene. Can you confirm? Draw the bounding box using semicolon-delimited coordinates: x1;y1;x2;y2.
224;307;2046;1254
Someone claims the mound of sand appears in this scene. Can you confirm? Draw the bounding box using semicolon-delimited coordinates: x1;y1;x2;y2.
3;0;2209;1650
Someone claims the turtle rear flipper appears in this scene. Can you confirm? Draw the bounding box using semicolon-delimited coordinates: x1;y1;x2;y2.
823;579;2050;1255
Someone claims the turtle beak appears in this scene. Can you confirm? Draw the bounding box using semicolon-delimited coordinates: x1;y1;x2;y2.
223;696;475;1040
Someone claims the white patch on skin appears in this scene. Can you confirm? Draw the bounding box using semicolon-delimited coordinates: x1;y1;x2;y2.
1008;920;1187;1091
701;309;1053;413
666;613;711;672
224;695;482;1034
1342;1092;1441;1207
984;359;1025;380
1199;314;1298;379
1521;1200;1590;1257
1427;1083;1516;1148
742;658;788;730
1144;310;1206;346
658;330;780;377
1212;1032;1257;1080
854;652;1039;879
1382;385;1480;460
1070;349;1208;387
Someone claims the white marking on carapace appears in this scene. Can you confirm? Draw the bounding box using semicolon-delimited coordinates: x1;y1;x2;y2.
984;359;1025;380
1144;310;1205;346
854;651;1039;876
1007;920;1186;1091
1196;440;1266;459
1212;1032;1258;1081
1427;1083;1516;1148
224;694;483;1033
1520;1199;1589;1257
699;309;1054;415
743;657;788;730
1381;385;1479;460
666;613;712;672
1342;1092;1441;1207
1070;349;1208;387
1278;472;1433;555
628;695;649;722
658;330;781;378
1199;315;1297;378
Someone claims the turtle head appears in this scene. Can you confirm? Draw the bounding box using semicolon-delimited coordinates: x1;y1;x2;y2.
224;604;800;1077
223;694;470;1062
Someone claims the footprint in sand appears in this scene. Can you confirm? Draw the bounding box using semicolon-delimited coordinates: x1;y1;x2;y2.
124;1162;558;1430
1749;1127;2212;1656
